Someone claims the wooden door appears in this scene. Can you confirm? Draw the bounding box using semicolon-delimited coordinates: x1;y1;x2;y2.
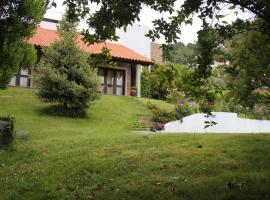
98;68;125;95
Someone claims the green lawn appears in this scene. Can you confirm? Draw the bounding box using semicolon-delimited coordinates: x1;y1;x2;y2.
138;97;175;111
0;88;270;200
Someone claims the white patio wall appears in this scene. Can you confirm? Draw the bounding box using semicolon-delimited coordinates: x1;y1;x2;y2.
164;112;270;133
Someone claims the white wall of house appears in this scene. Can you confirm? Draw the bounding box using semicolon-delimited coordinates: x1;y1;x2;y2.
40;20;58;30
39;17;154;61
41;9;63;30
116;25;152;59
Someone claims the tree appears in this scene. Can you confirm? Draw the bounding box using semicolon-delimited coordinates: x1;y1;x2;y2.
62;0;270;44
60;0;269;110
140;63;193;100
168;42;198;66
60;0;270;79
141;68;151;98
0;0;45;89
37;19;100;116
225;28;270;108
149;63;181;100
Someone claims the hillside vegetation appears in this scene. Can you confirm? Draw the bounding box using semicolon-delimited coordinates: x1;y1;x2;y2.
0;88;269;200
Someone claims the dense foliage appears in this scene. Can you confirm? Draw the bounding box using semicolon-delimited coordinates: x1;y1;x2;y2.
141;68;151;98
60;0;269;113
37;20;100;116
168;42;198;66
146;91;196;128
0;0;45;89
141;63;199;126
226;30;270;107
149;63;180;100
208;27;270;119
141;63;191;100
147;102;182;124
62;0;270;44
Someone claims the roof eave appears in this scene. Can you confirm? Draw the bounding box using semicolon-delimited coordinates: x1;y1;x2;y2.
33;44;153;65
111;57;153;66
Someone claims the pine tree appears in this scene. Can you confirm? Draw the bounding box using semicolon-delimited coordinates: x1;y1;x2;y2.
0;0;45;89
37;19;100;116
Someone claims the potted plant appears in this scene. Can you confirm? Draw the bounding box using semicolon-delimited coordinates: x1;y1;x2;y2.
130;86;137;96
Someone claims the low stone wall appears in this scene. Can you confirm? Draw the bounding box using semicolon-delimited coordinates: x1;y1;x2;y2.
164;112;270;133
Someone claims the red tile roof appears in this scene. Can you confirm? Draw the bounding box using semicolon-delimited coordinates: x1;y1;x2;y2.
28;27;152;65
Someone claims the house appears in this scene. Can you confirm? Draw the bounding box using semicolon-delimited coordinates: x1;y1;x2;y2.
10;19;153;97
150;43;163;64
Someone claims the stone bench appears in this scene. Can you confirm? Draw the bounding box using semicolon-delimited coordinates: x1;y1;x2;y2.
0;120;11;138
0;119;14;144
0;120;10;132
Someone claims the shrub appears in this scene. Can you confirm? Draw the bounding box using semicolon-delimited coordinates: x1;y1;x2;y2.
151;108;177;124
149;63;180;100
174;102;193;122
147;102;180;124
166;89;198;121
141;68;151;98
152;122;165;131
37;19;100;117
141;63;194;100
250;104;269;120
0;116;15;145
166;89;185;104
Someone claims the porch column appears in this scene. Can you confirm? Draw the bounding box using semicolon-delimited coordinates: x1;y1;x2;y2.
136;64;142;97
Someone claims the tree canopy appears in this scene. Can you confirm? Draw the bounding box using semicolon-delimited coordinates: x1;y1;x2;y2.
61;0;269;110
0;0;45;89
168;42;198;66
62;0;270;44
225;29;270;108
37;19;100;116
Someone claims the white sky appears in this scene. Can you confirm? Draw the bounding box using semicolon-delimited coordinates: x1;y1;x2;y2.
45;0;253;45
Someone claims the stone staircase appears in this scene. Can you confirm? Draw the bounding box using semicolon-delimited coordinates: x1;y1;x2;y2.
132;113;152;132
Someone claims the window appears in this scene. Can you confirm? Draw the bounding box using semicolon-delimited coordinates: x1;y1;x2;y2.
9;68;31;88
98;68;125;96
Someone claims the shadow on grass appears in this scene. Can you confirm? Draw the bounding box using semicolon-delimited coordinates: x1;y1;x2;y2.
0;138;15;151
0;143;16;151
37;105;88;119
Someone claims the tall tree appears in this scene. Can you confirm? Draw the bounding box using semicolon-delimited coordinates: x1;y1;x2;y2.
0;0;45;89
37;19;100;116
225;28;270;108
60;0;269;109
168;42;198;66
62;0;270;43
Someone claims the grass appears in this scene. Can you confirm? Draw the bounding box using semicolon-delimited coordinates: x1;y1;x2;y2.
138;97;175;111
0;87;270;200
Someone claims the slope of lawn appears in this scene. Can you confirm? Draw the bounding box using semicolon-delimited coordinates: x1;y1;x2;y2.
138;97;175;111
0;87;270;200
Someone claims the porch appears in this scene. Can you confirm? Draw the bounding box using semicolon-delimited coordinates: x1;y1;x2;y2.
97;62;142;97
9;62;143;97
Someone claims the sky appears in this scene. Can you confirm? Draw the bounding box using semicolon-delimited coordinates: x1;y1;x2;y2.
45;0;253;45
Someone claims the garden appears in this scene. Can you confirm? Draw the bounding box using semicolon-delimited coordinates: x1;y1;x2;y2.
0;87;270;200
1;0;270;199
140;34;270;130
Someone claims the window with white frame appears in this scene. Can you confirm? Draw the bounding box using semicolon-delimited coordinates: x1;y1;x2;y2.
9;68;31;88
